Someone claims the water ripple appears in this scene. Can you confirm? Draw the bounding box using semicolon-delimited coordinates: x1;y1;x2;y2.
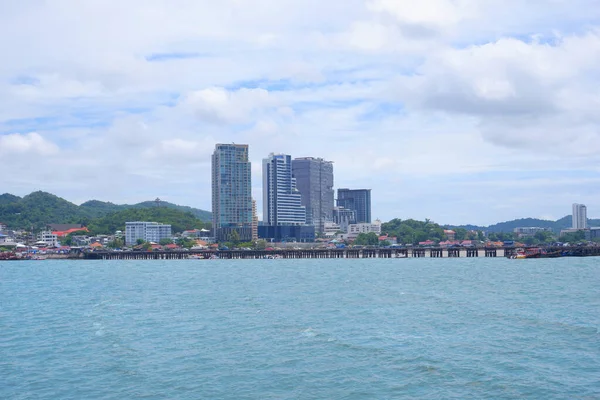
1;258;599;399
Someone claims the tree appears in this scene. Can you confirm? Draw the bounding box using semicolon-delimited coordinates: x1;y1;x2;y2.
454;228;467;241
354;232;379;246
561;230;585;243
254;239;267;250
229;230;240;245
534;230;554;244
136;238;145;245
159;238;174;246
176;238;196;249
107;238;124;248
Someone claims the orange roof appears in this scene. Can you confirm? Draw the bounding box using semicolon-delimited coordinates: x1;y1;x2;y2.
89;242;103;248
53;227;89;237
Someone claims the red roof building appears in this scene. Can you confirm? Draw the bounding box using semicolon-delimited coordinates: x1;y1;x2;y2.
52;227;89;237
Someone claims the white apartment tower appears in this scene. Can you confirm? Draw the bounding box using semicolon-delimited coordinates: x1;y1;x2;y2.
572;203;587;229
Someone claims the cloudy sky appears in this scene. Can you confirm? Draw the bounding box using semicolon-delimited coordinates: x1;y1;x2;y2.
1;0;600;225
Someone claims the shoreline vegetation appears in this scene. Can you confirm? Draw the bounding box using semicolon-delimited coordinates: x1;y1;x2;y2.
0;191;596;247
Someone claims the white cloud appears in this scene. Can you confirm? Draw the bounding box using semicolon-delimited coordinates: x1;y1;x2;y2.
0;132;59;156
1;0;600;224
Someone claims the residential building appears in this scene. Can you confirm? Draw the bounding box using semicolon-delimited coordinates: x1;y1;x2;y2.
572;203;587;229
263;153;306;226
252;199;258;241
332;207;356;232
0;222;6;233
336;189;371;223
212;144;253;242
0;233;13;244
37;231;59;247
323;222;341;237
291;157;334;234
345;219;382;240
182;229;211;238
443;229;456;241
125;222;172;246
513;227;553;237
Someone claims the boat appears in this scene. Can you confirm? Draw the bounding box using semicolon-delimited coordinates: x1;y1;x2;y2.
511;247;562;259
0;252;20;261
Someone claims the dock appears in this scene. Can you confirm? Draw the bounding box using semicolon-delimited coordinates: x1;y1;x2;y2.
81;246;600;260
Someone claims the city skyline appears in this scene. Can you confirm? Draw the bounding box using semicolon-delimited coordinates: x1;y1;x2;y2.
2;1;600;226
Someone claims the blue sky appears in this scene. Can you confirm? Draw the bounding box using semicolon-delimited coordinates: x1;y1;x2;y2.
1;0;600;225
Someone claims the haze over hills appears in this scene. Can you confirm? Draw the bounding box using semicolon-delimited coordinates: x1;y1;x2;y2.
0;191;211;231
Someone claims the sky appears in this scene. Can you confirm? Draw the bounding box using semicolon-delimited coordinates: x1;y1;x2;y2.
1;0;600;226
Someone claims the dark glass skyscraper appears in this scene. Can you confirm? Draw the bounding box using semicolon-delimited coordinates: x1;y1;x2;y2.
211;144;253;242
291;157;334;234
337;188;371;223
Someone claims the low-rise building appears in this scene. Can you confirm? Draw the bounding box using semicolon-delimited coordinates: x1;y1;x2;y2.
258;225;315;243
37;231;59;247
344;219;382;240
182;229;211;238
332;207;356;233
514;227;552;237
0;233;13;244
443;230;456;241
125;222;172;246
323;222;341;238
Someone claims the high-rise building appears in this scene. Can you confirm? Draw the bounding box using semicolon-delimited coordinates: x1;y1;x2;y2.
291;157;334;234
212;144;253;242
263;153;306;226
337;188;372;223
572;203;587;229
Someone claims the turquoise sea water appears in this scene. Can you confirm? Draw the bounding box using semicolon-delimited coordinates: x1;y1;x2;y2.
1;258;599;399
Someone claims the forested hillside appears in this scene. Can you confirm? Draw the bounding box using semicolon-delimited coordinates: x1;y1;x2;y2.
87;208;207;234
0;191;211;230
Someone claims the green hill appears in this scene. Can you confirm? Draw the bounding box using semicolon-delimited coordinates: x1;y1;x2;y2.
80;199;211;221
0;191;87;229
87;207;206;234
0;191;212;230
0;193;21;205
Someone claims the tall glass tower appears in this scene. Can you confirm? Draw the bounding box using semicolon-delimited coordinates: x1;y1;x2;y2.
337;188;372;223
263;154;306;226
291;157;334;234
211;144;253;242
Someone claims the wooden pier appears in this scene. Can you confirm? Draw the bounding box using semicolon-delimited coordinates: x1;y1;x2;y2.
81;245;600;260
83;247;510;260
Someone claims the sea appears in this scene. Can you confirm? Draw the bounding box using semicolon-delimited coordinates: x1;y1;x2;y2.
1;258;599;399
